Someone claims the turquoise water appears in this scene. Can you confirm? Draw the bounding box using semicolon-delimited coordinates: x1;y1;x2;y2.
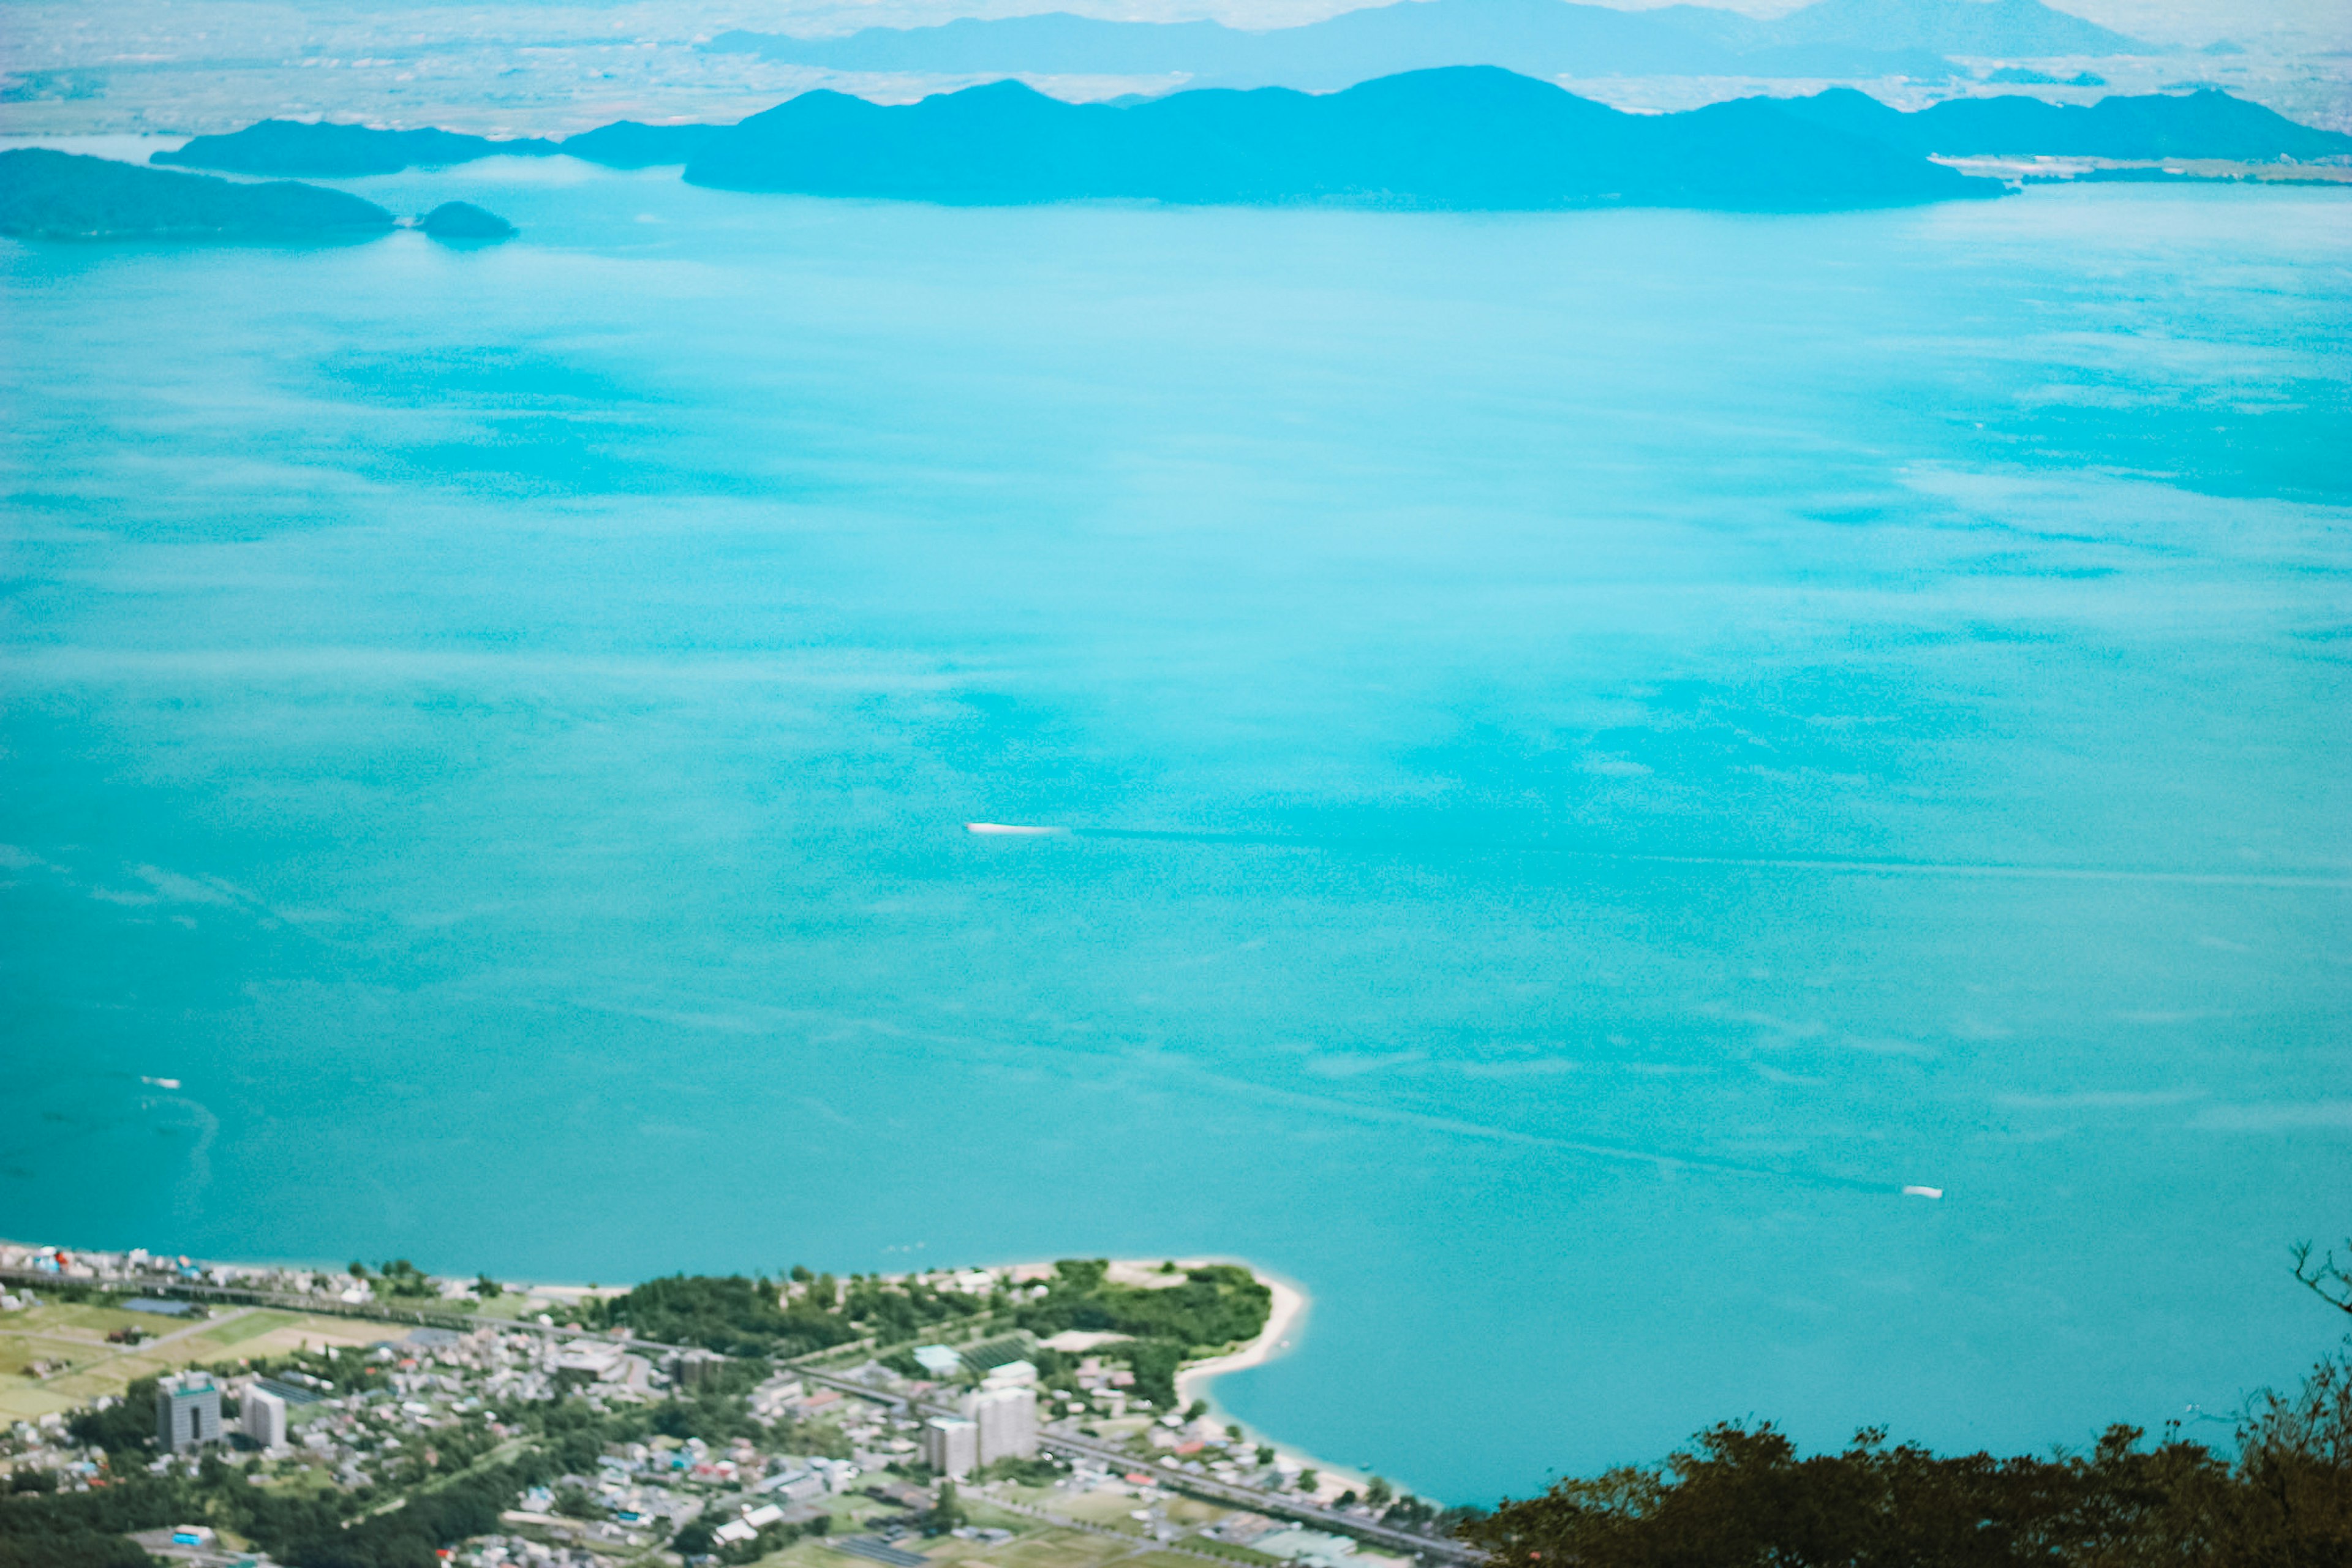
3;159;2348;1499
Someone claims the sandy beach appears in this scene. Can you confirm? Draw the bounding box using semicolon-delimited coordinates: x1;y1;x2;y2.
1172;1263;1309;1410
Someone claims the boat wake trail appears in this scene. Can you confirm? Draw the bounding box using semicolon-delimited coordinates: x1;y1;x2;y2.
1155;1058;1942;1201
979;822;2345;890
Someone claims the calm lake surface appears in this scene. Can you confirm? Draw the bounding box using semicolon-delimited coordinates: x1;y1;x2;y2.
3;159;2348;1498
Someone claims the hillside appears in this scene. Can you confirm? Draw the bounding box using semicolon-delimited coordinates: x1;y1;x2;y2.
155;119;557;177
679;67;1995;209
556;120;726;168
1757;0;2139;55
1764;85;2352;159
159;118;723;178
0;148;396;240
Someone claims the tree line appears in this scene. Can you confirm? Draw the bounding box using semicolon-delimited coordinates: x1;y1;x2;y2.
1458;1248;2352;1568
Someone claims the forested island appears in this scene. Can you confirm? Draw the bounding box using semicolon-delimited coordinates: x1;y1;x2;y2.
676;68;1994;209
153;121;558;178
140;76;2352;214
0;149;394;241
418;200;516;240
157;116;715;178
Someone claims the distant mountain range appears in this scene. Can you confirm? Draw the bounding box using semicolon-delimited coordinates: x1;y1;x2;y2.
0;148;395;239
1772;85;2352;160
674;67;1997;208
704;0;2149;88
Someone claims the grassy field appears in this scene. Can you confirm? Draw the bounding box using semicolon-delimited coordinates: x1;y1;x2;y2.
1055;1491;1162;1531
15;1301;154;1338
0;1303;394;1423
189;1308;301;1351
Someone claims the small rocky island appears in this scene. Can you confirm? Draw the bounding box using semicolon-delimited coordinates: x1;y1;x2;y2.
0;148;395;240
418;200;517;240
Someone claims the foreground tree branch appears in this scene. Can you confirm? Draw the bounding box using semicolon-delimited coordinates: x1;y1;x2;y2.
2291;1239;2352;1316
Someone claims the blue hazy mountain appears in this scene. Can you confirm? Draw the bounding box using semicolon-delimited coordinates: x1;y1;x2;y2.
703;0;1947;86
705;0;2146;88
158;118;720;178
1738;0;2139;55
1764;85;2352;159
0;148;396;239
680;67;1995;209
556;121;727;168
156;120;559;178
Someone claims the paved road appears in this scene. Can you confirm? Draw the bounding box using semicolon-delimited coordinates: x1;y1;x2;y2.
978;1489;1256;1567
781;1365;1472;1565
1036;1430;1476;1564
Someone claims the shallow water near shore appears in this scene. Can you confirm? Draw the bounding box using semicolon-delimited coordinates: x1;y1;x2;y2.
3;163;2348;1499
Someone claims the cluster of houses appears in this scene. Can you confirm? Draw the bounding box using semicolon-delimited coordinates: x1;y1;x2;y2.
1;1242;390;1306
451;1534;609;1567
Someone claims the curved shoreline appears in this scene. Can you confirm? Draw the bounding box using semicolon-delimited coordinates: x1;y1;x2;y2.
1175;1264;1309;1411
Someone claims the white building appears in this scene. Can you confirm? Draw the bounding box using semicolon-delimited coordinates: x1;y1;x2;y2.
758;1463;828;1502
554;1341;628;1381
241;1387;288;1448
1251;1531;1358;1567
961;1384;1038;1464
923;1415;979;1479
155;1371;221;1452
911;1345;964;1378
981;1359;1036;1389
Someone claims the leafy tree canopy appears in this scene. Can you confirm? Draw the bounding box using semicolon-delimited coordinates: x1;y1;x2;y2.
1460;1343;2352;1567
596;1273;861;1357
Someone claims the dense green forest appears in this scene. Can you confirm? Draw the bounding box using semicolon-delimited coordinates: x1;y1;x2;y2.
592;1270;870;1356
1012;1261;1273;1354
587;1259;1272;1396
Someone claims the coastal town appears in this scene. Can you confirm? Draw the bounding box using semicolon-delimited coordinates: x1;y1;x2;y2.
0;1242;1471;1568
